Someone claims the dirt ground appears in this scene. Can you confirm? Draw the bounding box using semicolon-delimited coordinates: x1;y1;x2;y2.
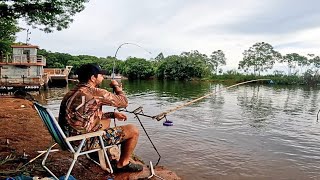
0;97;181;180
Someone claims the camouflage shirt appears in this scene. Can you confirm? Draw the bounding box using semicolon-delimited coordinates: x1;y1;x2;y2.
58;83;128;137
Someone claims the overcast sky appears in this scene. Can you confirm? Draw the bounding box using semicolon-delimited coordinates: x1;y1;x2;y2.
16;0;320;69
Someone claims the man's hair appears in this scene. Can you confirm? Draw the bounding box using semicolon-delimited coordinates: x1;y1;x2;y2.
76;64;106;83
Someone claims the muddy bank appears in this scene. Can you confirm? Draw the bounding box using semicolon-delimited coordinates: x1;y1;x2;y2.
0;97;181;180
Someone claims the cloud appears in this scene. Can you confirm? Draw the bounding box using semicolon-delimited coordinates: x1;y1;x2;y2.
209;0;320;35
15;0;320;68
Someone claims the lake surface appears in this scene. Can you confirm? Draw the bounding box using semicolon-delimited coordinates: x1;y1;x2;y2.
33;80;320;180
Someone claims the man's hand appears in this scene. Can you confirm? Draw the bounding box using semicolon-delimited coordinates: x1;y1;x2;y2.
110;80;123;94
114;112;127;121
109;80;122;88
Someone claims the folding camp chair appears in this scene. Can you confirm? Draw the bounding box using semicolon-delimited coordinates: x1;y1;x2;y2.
33;102;115;180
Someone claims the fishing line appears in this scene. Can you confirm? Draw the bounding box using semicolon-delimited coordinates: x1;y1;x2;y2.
112;42;152;79
111;42;151;126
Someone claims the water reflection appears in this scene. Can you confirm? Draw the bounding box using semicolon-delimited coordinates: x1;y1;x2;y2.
236;85;275;129
31;80;320;179
123;80;212;100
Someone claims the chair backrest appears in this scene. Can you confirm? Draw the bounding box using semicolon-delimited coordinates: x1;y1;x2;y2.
34;102;70;150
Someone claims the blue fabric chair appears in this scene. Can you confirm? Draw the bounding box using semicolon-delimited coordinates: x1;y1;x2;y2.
34;102;114;180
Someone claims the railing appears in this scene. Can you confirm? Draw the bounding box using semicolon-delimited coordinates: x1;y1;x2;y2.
0;55;12;63
0;55;46;65
44;68;64;75
44;66;72;76
0;76;43;84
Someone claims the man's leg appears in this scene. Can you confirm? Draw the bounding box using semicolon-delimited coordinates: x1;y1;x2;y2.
116;124;139;168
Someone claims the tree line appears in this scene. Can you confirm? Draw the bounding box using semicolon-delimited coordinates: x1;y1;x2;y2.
37;49;226;80
1;1;320;84
239;42;320;76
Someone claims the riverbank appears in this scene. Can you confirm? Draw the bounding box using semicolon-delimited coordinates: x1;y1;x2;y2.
0;97;181;180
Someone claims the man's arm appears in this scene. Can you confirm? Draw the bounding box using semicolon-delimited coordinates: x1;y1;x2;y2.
103;111;127;121
92;85;128;108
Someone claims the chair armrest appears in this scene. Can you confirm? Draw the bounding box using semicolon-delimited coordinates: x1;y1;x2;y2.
65;130;106;142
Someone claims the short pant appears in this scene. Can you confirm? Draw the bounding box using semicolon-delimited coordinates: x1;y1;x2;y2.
103;126;125;145
85;126;125;150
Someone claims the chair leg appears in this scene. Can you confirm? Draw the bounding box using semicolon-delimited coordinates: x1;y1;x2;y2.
64;139;86;180
65;158;77;180
42;143;59;180
98;136;113;174
98;149;108;170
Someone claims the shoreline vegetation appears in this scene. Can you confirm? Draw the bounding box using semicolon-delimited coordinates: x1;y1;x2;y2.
33;42;320;86
204;73;315;86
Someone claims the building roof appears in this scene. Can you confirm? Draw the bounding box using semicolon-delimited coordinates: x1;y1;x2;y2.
11;45;39;49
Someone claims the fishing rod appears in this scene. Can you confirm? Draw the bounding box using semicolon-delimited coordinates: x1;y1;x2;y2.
117;79;273;124
154;79;272;119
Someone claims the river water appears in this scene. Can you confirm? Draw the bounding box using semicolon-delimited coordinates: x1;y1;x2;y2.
33;80;320;180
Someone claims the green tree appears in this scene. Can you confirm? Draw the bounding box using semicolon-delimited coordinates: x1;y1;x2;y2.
156;51;209;80
296;54;309;75
0;17;21;56
311;55;320;68
0;0;89;32
155;52;164;61
0;18;20;41
280;53;307;75
122;57;154;79
239;42;281;75
208;50;226;75
38;49;72;68
96;56;123;75
180;50;210;77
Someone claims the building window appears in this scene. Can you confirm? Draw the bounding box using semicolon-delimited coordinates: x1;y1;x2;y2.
37;66;41;76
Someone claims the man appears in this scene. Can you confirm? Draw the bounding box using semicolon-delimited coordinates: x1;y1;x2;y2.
58;63;143;172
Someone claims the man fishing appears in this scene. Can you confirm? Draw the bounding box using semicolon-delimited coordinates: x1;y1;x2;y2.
58;63;143;172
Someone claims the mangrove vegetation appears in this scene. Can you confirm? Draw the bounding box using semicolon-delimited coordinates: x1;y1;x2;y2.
1;1;320;85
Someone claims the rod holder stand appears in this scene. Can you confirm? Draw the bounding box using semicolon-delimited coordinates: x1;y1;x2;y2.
148;161;164;180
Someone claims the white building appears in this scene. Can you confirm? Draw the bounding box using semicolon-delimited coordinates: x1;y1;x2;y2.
0;44;46;90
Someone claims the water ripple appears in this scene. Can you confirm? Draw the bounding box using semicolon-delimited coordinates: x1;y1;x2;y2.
38;82;320;180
